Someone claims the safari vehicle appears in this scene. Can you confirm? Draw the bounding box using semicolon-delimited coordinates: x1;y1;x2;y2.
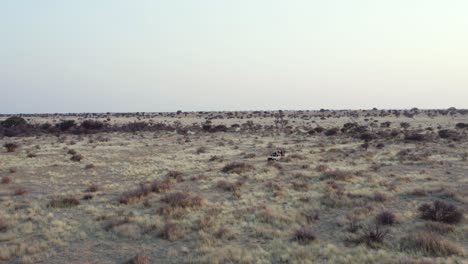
267;150;285;161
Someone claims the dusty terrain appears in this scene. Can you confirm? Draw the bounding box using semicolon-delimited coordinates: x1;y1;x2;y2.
0;109;467;263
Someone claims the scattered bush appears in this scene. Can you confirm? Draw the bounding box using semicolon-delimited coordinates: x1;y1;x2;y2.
149;179;172;193
216;180;244;192
404;133;426;141
418;200;463;224
221;162;255;174
57;120;76;131
292;226;316;244
0;218;7;232
375;211;396;225
166;170;183;181
438;129;461;140
4;143;18;152
85;164;95;169
401;232;464;256
1;116;26;128
160;192;204;209
126;253;151;264
14;187;27;196
48;197;80;208
160;221;184;241
373;192;390;202
196;146;207;154
358;224;389;247
1;176;12;184
81;120;105;130
325;127;339;136
86;184;100;193
70;154;83;162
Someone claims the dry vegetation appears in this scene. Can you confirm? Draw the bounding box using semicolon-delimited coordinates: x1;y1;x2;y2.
0;109;466;263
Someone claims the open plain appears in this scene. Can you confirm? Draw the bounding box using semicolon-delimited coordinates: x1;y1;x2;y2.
0;109;467;263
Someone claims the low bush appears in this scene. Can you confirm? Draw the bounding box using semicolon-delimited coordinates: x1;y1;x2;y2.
4;143;18;152
401;232;464;256
375;211;396;225
292;226;316;244
418;200;463;224
48;197;80;208
221;162;255;174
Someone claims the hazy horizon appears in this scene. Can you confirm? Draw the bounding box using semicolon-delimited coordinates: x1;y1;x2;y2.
2;1;467;113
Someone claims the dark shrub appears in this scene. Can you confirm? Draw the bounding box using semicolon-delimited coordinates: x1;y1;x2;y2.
86;184;100;192
1;176;12;184
4;143;18;152
160;192;204;208
166;170;183;181
57;120;76;131
149;179;172;193
418;200;463;224
455;122;467;129
1;116;26;128
196;146;207;154
376;211;396;225
0;218;7;232
325;127;339;136
81;120;105;130
221;162;255;174
14;187;28;196
70;154;83;162
404;133;426;141
293;226;316;244
438;129;460;140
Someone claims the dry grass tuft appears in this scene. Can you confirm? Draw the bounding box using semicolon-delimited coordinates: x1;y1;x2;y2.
160;192;204;209
423;222;456;234
0;218;8;232
401;232;464;256
126;253;150;264
292;226;316;244
160;222;184;241
320;169;354;181
1;176;12;184
14;187;28;196
48;196;80;208
86;184;100;192
221;162;255;174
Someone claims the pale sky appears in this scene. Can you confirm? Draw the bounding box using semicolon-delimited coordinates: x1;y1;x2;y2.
1;0;467;113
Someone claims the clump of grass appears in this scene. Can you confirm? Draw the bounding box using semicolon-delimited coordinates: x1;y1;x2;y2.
315;164;329;172
216;180;244;192
67;149;77;155
82;194;93;200
149;179;173;193
424;222;456;234
418;200;463;224
357;224;389;247
375;211;396;225
243;153;256;159
160;221;184;241
166;170;184;182
1;176;12;184
401;232;464;256
14;187;27;196
373;192;390;202
0;218;8;232
160;192;204;209
85;164;95;170
4;143;19;152
104;218;130;231
221;162;255;174
320;169;354;181
86;184;100;193
126;253;151;264
292;226;316;244
48;197;80;208
119;184;151;204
